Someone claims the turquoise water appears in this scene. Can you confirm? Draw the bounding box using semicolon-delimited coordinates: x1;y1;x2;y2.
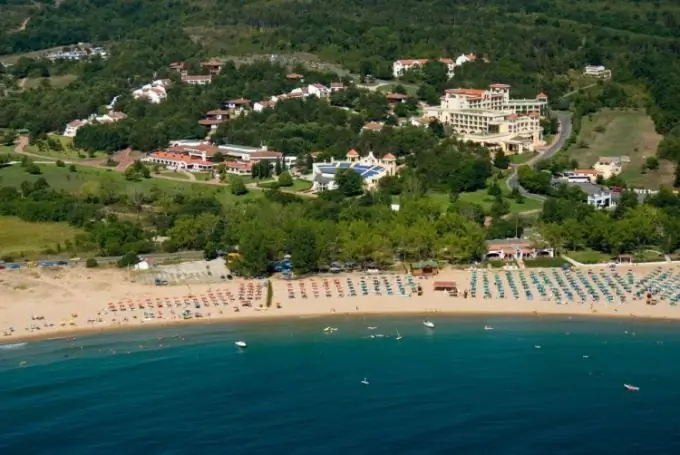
1;316;679;455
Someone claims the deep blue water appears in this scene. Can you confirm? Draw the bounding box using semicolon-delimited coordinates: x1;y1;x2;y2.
1;315;680;455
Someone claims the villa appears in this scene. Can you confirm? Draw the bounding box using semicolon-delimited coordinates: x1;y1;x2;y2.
485;239;554;261
311;149;396;192
132;80;169;104
63;111;127;137
392;58;458;79
181;74;212;85
593;156;622;179
584;65;612;79
424;84;548;154
201;59;225;76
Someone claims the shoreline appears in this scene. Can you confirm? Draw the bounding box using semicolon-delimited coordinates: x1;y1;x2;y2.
3;307;679;345
3;264;680;344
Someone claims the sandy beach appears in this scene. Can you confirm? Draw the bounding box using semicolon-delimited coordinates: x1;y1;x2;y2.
2;264;680;342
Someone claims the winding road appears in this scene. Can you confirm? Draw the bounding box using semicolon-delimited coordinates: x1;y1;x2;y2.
505;111;572;201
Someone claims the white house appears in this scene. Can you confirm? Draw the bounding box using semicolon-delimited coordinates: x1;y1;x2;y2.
392;58;457;79
584;65;612;79
63;119;88;137
133;80;168;104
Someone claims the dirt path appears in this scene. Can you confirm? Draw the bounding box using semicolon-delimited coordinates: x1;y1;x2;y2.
16;17;30;32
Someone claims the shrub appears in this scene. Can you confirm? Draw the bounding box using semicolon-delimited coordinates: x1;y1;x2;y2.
55;160;65;167
85;258;99;268
117;252;140;268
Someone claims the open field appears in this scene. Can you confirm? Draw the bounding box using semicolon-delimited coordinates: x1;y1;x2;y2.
24;135;107;161
407;188;543;215
0;216;84;257
509;153;535;164
23;74;78;90
376;83;419;97
0;162;262;203
566;249;613;265
0;43;94;65
565;109;670;188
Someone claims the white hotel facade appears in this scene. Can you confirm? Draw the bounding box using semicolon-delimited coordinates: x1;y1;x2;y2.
424;84;548;154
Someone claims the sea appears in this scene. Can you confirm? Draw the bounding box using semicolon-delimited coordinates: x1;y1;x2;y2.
1;315;680;455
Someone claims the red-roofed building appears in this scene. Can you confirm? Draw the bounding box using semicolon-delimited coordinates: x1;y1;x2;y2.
201;59;225;76
181;74;212;85
346;149;359;161
361;121;385;133
386;92;409;104
198;109;232;132
286;73;304;80
382;153;396;162
536;92;548;100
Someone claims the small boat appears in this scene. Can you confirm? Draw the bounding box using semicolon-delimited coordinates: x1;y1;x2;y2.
484;325;494;331
361;377;370;385
234;340;247;349
375;334;385;338
582;354;590;359
624;384;639;392
423;320;435;329
534;345;542;349
367;326;377;330
323;326;332;332
396;329;403;341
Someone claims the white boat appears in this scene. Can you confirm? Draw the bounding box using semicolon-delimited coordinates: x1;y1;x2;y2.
396;329;403;341
361;377;370;385
368;326;377;330
323;326;332;332
423;320;435;329
582;354;590;359
484;325;494;331
235;340;247;348
624;384;639;391
534;345;541;349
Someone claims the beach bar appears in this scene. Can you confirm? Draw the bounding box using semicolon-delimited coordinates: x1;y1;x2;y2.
433;281;456;291
410;260;439;276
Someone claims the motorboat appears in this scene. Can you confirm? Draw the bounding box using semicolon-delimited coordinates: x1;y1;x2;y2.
323;327;338;333
484;325;494;331
361;377;370;385
234;340;247;349
624;384;639;391
423;320;435;329
368;326;377;330
534;345;542;349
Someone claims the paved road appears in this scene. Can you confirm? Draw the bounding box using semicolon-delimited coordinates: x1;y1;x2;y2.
505;111;573;201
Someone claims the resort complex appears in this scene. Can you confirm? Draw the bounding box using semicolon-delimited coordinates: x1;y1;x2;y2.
424;84;548;153
142;140;286;174
311;149;397;192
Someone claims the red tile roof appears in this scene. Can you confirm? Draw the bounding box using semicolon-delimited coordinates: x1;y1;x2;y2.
363;122;384;131
383;153;396;161
206;109;232;116
226;161;253;171
536;92;548;99
489;83;511;88
286;73;304;79
150;151;214;167
446;88;486;97
227;98;251;105
250;150;283;159
201;59;224;67
573;169;598;175
438;58;454;65
386;93;408;100
396;59;428;65
346;149;359;157
198;119;224;126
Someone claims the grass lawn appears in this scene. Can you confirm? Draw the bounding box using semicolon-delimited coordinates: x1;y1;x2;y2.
509;153;536;165
523;257;570;268
565;109;670;188
25;135;107;161
24;74;78;90
290;179;313;191
565;249;613;265
397;189;542;214
376;83;419;96
0;162;262;204
457;189;544;214
0;216;84;257
635;250;666;263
